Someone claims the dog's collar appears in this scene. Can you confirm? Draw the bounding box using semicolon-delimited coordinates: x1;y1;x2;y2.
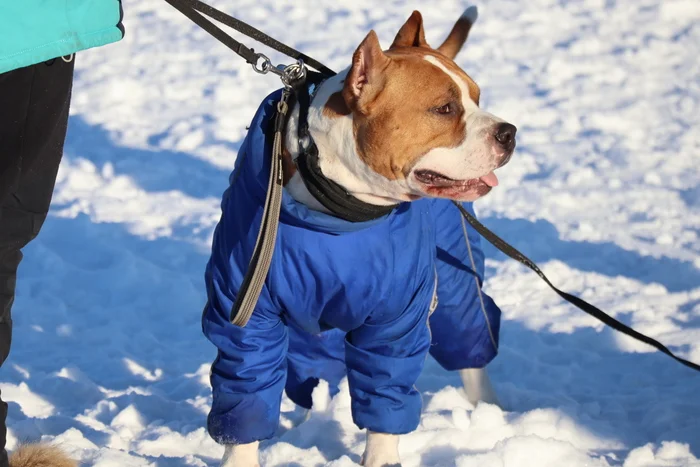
292;73;398;223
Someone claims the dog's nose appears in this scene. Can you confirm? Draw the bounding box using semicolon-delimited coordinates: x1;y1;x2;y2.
494;123;517;149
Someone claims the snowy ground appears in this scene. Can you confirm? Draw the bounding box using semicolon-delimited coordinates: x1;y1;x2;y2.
3;0;700;465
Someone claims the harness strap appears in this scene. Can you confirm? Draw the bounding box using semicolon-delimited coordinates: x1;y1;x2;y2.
295;146;397;223
452;201;700;373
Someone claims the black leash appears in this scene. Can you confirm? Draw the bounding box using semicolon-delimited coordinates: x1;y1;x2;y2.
164;0;700;373
163;0;335;77
452;202;700;373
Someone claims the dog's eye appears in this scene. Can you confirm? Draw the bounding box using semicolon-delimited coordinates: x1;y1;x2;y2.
432;103;454;115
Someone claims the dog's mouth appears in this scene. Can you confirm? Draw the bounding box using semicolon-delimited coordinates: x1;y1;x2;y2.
414;170;499;187
413;169;499;200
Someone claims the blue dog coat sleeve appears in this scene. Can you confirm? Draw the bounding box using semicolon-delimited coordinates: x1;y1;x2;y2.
202;109;290;443
344;271;433;435
204;305;288;445
202;195;289;444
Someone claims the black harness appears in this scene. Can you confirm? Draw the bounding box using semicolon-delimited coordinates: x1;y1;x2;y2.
165;0;700;373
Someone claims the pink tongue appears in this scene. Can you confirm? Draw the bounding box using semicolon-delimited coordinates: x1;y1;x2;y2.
479;171;499;187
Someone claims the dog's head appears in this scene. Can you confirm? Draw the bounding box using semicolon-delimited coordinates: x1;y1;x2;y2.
309;7;516;204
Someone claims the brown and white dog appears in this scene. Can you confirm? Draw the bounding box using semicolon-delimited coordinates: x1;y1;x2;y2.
222;6;516;467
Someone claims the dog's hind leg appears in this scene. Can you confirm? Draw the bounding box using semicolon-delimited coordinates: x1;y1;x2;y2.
426;200;503;408
460;367;499;407
221;442;259;467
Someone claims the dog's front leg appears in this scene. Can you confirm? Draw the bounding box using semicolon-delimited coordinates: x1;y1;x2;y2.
361;431;401;467
221;442;260;467
460;367;499;406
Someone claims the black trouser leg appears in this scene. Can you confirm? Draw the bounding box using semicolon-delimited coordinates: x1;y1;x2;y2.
0;57;75;467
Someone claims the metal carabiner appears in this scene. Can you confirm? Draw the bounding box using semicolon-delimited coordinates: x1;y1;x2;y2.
251;54;306;89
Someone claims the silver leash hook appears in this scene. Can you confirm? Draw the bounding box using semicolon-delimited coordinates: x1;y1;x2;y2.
280;59;307;88
251;53;307;89
251;53;272;74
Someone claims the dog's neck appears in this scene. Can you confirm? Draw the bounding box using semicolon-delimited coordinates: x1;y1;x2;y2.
283;70;415;215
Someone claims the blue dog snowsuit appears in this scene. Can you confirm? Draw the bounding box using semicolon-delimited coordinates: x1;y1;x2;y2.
202;90;501;445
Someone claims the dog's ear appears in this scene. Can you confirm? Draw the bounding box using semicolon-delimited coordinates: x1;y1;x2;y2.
390;11;429;49
437;6;478;59
343;30;391;114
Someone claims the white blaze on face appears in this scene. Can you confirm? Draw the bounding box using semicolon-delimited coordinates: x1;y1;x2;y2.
410;55;505;184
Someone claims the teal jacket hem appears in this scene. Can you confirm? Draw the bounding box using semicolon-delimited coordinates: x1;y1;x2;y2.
0;27;123;74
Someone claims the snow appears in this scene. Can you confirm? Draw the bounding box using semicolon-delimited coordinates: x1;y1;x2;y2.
2;0;700;465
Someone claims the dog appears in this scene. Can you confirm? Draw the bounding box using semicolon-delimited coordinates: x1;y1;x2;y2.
202;6;516;467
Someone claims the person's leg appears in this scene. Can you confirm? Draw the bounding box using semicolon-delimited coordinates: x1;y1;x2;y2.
0;57;75;466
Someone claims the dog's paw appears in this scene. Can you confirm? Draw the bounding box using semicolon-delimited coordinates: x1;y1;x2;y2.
361;432;401;467
360;454;402;467
461;6;479;25
9;444;77;467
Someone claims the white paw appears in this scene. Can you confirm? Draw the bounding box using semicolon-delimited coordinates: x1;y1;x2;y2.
361;453;402;467
362;432;401;467
221;442;260;467
461;6;479;24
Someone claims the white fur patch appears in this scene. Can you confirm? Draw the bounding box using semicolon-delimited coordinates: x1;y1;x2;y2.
285;172;331;214
363;431;401;467
411;56;504;183
221;442;260;467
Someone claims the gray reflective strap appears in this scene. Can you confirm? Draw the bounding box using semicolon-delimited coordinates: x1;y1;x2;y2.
429;268;439;315
230;91;290;326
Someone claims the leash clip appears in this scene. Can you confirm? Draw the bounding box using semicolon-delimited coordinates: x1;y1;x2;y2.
252;54;307;89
